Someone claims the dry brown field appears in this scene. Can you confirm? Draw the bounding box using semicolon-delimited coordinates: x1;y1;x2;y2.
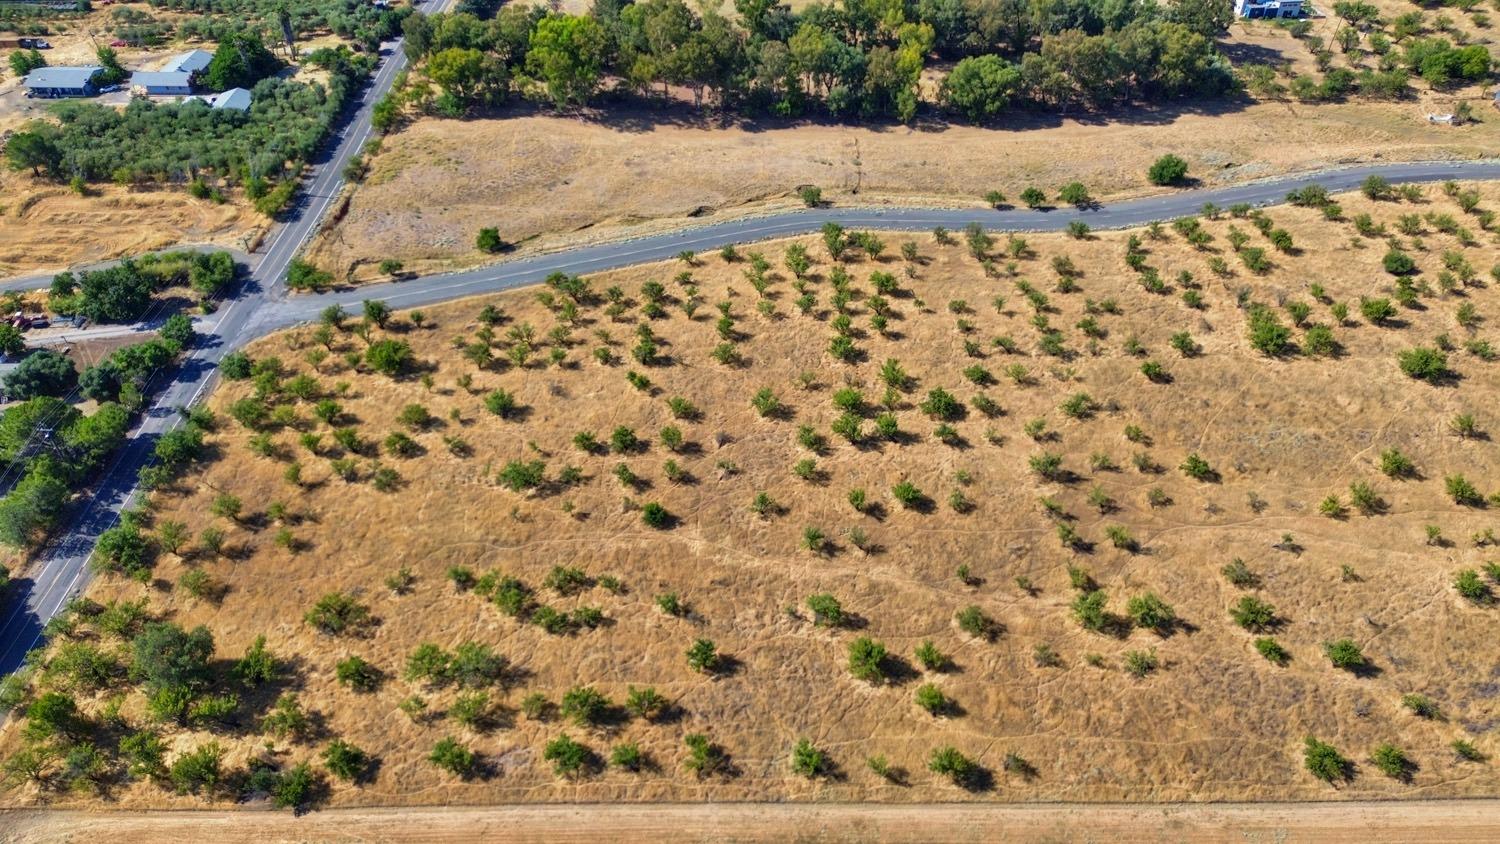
4;183;1500;811
308;99;1498;282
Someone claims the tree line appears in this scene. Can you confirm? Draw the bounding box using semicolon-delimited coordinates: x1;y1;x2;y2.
385;0;1238;126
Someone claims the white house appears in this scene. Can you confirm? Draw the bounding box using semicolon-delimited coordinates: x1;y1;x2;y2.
130;70;194;96
1235;0;1302;18
162;49;213;75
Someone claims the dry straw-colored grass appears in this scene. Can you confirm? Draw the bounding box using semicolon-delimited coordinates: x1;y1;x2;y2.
6;183;1500;809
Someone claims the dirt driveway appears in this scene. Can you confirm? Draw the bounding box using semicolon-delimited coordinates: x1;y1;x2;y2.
5;800;1500;843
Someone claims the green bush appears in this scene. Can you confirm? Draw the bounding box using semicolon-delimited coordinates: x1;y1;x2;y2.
1147;154;1189;186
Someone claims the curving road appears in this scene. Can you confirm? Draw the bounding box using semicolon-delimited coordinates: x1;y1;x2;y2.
2;40;1499;677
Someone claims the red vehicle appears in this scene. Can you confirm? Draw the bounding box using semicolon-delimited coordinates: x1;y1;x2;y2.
110;39;127;47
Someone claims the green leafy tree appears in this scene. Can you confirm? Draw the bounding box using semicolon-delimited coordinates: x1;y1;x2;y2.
203;33;282;92
527;14;608;107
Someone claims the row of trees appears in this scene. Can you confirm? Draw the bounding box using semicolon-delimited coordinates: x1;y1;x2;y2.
149;0;410;53
389;0;1235;124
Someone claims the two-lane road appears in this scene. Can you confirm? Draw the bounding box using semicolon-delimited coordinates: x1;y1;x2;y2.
0;0;459;676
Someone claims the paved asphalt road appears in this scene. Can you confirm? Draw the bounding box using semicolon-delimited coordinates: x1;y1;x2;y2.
0;0;453;676
2;35;1499;676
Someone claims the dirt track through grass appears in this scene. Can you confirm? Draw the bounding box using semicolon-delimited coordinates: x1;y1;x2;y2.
8;799;1500;843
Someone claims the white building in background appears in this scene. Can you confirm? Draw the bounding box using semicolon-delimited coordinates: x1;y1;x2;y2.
1235;0;1303;18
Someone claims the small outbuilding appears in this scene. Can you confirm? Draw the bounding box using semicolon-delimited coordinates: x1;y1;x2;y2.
23;66;103;98
162;49;213;75
130;70;194;96
209;87;252;111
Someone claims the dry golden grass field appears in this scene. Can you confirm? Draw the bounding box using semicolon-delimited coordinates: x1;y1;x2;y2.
4;182;1500;812
307;99;1499;282
0;171;263;278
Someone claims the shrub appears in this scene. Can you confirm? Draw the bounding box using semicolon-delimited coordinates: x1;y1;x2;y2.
1125;592;1175;633
1445;474;1483;506
303;592;372;636
1304;737;1349;783
169;742;225;795
610;742;645;771
560;686;609;726
322;739;369;782
806;593;844;627
847;637;888;683
955;605;997;640
1148;154;1189;186
335;656;382;692
1230;596;1277;631
791;738;831;777
1401;693;1439;719
914;683;952;715
1071;590;1109;632
928;745;978;787
1371;743;1411;780
1122;648;1159;678
1382;248;1416;274
1179;453;1214;481
640;502;670;528
1397;347;1448;382
476;227;504;253
683;733;729;778
891;481;924;508
685;638;720;673
920;388;963;420
429;737;476;777
1454;569;1491;603
1254;637;1289;665
624;686;669;721
914;640;949;671
1324;638;1367;671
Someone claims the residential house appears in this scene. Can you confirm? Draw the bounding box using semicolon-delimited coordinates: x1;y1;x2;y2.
162;49;213;76
22;66;103;98
1235;0;1303;18
130;70;194;96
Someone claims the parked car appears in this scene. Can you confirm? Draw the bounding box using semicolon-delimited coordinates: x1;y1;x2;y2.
99;84;124;93
110;39;127;47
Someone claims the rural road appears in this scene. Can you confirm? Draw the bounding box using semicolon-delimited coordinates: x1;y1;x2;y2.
8;799;1500;842
0;0;458;677
2;13;1500;678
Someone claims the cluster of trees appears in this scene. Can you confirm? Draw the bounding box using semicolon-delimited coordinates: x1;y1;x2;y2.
1;609;360;808
48;250;236;322
0;252;229;549
0;322;196;550
0;395;129;548
202;32;283;92
150;0;410;52
6;57;370;205
389;0;1236;125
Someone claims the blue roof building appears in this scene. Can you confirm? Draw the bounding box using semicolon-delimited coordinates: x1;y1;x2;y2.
23;66;103;98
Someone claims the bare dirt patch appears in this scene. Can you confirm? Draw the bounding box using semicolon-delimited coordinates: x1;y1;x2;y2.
5;183;1500;811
